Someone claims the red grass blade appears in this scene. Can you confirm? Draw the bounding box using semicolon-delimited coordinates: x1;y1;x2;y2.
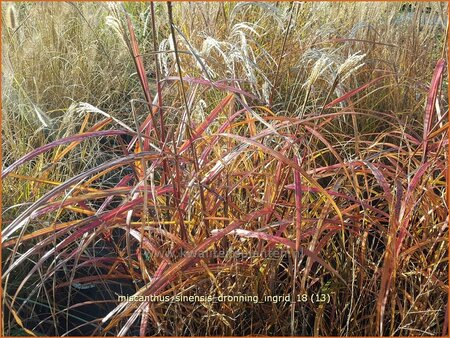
164;76;259;100
126;16;153;110
293;156;302;252
178;93;234;154
218;133;344;225
3;151;158;242
125;14;159;149
364;162;393;205
395;162;431;256
324;76;385;109
423;58;446;162
2;130;132;179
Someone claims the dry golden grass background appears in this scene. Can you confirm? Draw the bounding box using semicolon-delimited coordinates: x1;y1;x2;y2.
2;1;448;336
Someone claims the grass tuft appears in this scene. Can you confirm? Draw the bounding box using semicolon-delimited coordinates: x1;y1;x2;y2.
2;2;448;336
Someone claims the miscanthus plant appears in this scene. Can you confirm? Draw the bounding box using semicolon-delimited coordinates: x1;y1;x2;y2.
2;1;448;336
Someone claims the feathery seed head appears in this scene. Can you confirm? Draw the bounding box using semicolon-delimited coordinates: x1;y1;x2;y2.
5;4;17;31
337;51;366;81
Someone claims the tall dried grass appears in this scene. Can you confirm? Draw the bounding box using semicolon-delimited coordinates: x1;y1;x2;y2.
2;2;448;336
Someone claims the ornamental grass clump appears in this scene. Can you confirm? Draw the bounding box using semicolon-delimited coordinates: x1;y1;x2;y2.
2;2;448;336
